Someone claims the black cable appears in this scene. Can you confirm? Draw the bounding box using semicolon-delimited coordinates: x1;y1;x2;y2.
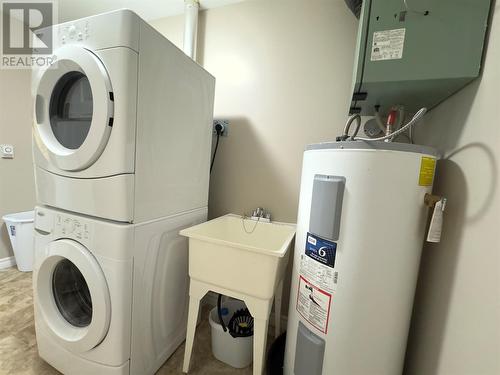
217;294;227;332
210;132;220;173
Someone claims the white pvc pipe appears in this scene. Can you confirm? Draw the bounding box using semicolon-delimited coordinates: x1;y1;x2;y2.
183;0;199;60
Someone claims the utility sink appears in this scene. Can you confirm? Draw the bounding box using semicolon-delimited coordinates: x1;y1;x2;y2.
180;214;296;375
180;214;296;300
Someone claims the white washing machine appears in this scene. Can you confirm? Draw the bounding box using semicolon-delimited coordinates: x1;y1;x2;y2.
33;205;206;375
32;9;215;223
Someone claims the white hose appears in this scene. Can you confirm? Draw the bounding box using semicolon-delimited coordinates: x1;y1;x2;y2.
352;107;427;142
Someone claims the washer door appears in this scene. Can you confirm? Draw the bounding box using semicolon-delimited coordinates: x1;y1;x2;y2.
33;45;114;171
36;239;111;352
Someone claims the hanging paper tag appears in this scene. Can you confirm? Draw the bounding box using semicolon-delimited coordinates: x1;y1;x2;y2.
427;198;447;243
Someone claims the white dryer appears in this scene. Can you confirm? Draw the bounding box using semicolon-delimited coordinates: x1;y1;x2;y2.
32;10;215;223
33;205;206;375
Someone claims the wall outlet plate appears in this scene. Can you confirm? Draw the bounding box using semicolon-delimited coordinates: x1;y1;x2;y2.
213;119;229;137
0;144;14;159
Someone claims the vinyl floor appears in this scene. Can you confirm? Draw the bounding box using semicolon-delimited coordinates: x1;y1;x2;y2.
0;267;256;375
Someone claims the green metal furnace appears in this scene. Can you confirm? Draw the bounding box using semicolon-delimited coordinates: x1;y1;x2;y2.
350;0;492;116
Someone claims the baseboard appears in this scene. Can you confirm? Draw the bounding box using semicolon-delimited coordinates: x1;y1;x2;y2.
0;256;16;269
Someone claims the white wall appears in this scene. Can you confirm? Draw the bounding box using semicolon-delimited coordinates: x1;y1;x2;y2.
151;0;358;222
404;4;500;375
0;68;35;260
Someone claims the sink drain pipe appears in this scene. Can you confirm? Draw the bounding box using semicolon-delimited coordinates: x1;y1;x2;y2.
217;293;228;332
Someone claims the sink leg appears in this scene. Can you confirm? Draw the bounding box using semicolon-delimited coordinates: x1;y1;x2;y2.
274;279;284;338
253;317;269;375
182;296;201;373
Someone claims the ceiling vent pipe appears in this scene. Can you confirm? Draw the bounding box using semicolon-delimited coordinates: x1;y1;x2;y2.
183;0;200;60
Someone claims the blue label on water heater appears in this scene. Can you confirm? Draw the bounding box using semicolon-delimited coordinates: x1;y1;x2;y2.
305;232;336;268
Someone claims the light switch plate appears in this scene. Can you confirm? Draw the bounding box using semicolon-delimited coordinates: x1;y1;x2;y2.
0;144;14;159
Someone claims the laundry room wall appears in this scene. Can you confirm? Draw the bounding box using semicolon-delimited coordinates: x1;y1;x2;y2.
404;4;500;375
150;0;358;223
0;67;36;261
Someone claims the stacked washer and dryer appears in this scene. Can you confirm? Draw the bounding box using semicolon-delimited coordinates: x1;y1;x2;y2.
31;10;215;375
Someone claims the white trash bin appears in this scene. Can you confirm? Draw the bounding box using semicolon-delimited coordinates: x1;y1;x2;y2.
2;211;35;272
209;299;254;369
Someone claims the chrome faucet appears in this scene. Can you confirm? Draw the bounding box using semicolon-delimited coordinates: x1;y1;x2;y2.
251;207;271;222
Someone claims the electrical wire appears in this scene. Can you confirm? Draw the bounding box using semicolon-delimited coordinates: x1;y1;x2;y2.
210;133;220;173
343;114;362;139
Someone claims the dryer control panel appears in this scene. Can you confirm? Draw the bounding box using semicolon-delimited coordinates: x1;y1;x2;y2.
60;21;90;44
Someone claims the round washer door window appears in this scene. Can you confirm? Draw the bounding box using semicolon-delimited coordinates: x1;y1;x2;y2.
49;72;93;150
35;239;111;353
52;258;93;327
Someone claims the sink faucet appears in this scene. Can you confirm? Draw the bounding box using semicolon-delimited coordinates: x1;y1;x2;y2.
251;207;271;222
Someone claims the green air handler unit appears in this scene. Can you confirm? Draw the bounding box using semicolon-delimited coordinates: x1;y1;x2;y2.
350;0;492;116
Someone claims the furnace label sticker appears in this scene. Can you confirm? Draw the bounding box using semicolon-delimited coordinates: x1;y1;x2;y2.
371;28;406;61
296;276;332;334
305;233;336;268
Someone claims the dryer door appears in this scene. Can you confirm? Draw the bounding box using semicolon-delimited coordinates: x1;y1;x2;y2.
33;45;114;171
35;239;111;352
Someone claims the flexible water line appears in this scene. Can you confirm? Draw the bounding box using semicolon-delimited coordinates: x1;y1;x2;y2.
342;108;427;142
356;108;426;141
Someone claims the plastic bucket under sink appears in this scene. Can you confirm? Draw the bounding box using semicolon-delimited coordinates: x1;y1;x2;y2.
209;299;253;368
2;210;34;272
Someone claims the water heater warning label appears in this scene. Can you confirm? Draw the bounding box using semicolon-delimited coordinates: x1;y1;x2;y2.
371;28;406;61
300;233;338;295
419;157;436;186
296;276;332;333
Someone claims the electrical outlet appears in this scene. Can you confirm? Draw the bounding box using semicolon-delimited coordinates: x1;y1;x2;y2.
0;144;14;159
213;119;229;137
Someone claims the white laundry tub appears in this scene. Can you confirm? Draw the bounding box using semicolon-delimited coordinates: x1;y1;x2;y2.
179;214;296;300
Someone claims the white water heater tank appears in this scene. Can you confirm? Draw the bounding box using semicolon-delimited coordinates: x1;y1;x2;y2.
284;141;437;375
